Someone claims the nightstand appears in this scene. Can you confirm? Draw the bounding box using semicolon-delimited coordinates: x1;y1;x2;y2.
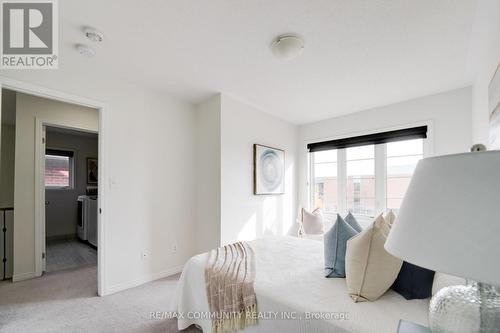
397;320;431;333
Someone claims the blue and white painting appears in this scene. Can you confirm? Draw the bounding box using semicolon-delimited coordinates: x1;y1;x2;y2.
254;144;285;195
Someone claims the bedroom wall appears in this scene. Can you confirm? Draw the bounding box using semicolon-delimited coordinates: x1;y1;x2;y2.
468;0;500;146
1;72;197;295
195;94;221;254
298;87;473;208
220;95;299;245
45;130;98;239
13;93;99;281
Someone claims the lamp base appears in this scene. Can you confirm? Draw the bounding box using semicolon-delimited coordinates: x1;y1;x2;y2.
429;282;500;333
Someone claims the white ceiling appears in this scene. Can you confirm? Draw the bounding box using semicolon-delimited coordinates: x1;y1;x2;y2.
57;0;477;124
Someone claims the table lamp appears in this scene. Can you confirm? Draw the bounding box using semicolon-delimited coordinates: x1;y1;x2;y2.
385;148;500;332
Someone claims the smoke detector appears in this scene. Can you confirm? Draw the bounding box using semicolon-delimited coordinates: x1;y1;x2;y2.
84;28;104;42
271;35;304;61
76;44;96;57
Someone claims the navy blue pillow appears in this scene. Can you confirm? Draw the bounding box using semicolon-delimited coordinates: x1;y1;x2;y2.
392;262;435;300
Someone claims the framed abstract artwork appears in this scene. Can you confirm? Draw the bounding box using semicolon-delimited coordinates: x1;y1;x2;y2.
489;62;500;149
87;158;98;185
253;144;285;195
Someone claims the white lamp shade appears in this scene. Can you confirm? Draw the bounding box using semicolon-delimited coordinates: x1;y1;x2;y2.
385;151;500;286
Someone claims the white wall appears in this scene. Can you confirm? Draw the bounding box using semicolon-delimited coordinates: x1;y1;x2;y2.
469;0;500;145
220;95;298;245
298;87;473;208
14;93;99;280
1;72;197;294
45;130;98;239
195;95;221;254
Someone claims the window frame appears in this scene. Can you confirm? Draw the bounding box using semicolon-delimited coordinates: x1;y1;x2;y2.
308;123;432;224
44;148;76;190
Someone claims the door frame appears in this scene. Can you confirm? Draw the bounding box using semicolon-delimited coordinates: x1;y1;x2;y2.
0;76;109;296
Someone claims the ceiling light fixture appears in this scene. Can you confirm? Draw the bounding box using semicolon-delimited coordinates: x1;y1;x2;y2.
76;44;96;58
84;27;104;42
271;35;304;61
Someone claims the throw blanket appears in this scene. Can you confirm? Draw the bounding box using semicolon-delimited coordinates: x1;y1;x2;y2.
205;242;258;333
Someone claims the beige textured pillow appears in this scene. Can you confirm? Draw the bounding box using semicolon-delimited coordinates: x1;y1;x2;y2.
345;214;403;302
385;210;396;226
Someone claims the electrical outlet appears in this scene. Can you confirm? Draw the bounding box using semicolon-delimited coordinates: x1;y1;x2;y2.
141;250;149;260
172;244;178;253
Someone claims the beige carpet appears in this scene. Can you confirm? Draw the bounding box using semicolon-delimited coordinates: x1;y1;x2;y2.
0;265;201;333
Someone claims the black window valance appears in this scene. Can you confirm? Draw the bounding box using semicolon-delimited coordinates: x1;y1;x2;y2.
46;149;74;158
307;126;427;152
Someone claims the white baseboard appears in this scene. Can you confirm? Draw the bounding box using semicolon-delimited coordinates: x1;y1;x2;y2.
12;271;37;282
103;265;184;296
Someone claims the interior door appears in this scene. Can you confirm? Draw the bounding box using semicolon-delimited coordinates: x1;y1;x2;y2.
41;125;46;272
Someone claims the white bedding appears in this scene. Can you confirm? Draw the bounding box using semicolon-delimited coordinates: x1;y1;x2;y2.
173;236;429;333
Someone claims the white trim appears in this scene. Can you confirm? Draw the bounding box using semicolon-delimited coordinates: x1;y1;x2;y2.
0;76;108;297
105;265;184;296
34;119;45;276
12;271;36;282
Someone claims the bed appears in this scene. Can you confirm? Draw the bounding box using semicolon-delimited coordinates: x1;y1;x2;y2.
173;236;429;333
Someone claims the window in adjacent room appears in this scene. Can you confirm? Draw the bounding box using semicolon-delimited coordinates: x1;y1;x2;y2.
45;149;74;189
309;126;427;224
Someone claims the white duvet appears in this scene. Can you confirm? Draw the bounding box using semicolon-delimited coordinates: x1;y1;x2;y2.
173;236;429;333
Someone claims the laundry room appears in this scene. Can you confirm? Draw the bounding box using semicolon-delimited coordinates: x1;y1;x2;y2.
45;126;98;273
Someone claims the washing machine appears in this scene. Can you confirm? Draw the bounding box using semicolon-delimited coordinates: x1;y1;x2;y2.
77;195;98;246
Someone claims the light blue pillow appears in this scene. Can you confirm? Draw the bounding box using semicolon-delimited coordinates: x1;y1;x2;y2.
324;214;360;278
345;211;362;232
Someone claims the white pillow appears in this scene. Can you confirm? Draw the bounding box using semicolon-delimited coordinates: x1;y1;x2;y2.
300;208;325;235
431;272;466;296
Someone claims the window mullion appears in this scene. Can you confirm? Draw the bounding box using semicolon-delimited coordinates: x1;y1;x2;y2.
338;149;347;215
309;152;315;211
375;144;386;215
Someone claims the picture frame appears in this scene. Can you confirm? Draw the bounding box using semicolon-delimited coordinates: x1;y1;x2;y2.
87;158;98;185
253;144;285;195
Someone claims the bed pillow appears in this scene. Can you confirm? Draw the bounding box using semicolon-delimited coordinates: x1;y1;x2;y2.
431;272;466;296
385;210;396;226
344;212;362;232
301;208;324;235
391;262;435;300
345;214;403;302
324;214;359;278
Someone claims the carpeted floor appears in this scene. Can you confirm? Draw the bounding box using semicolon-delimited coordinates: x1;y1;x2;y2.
0;265;201;333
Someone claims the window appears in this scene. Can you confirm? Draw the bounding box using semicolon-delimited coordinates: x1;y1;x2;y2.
311;137;425;223
346;145;375;216
312;150;338;213
45;149;74;189
386;139;423;213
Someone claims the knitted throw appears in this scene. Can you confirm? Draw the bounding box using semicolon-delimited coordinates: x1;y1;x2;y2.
205;242;257;333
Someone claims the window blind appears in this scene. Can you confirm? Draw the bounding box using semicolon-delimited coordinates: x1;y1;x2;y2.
46;149;74;158
307;126;427;152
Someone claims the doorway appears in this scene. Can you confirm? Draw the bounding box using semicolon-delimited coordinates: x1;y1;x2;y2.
0;79;107;295
43;126;98;273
